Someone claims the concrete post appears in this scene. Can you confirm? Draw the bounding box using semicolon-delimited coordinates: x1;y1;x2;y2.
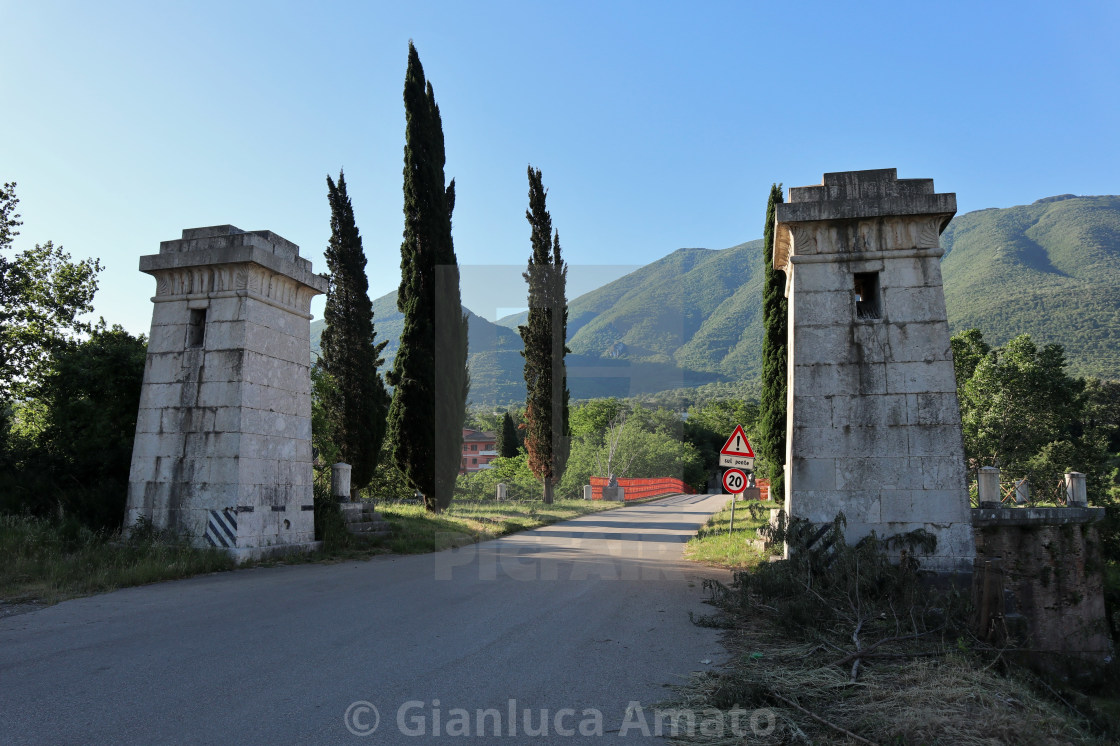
332;463;352;502
1014;478;1030;505
583;485;593;500
1064;472;1087;506
496;483;507;501
978;467;1001;508
602;486;623;502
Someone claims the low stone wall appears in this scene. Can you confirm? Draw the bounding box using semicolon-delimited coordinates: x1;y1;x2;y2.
972;506;1113;682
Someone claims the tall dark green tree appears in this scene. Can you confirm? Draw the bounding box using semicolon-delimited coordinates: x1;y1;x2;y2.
758;183;787;497
497;411;519;458
519;166;570;504
317;171;390;498
385;42;470;513
0;326;146;529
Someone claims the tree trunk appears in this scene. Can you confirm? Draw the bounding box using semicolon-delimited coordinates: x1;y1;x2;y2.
421;492;442;514
542;478;554;505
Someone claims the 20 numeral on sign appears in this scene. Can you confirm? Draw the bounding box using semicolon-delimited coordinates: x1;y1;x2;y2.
722;468;747;495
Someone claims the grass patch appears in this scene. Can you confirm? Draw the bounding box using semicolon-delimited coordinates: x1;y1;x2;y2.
363;497;626;555
0;515;234;605
1;495;668;605
293;491;644;563
683;498;772;569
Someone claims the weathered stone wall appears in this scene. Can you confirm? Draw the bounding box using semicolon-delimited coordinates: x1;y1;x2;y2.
126;225;328;561
973;506;1113;681
775;169;974;571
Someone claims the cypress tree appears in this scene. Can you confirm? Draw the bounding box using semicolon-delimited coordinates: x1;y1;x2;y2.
519;166;570;505
385;42;470;513
758;183;787;499
497;412;519;458
318;171;390;497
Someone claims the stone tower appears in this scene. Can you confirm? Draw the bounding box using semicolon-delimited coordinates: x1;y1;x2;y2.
126;226;328;561
773;169;974;572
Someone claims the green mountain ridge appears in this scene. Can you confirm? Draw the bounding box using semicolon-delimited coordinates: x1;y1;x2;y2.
941;194;1120;379
310;289;724;405
312;194;1120;405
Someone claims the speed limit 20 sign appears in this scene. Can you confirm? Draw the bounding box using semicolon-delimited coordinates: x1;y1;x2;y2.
722;468;747;494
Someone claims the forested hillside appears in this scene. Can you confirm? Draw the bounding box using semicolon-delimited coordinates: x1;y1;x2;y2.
310;291;723;405
312;195;1120;405
310;292;527;404
940;195;1120;379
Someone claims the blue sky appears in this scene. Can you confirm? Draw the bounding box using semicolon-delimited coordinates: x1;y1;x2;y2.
2;1;1118;335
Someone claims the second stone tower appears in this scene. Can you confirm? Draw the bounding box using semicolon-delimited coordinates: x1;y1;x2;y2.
773;169;974;571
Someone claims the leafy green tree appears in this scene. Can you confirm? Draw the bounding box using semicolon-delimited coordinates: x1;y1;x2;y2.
367;434;415;502
558;404;704;497
614;424;704;488
0;182;20;247
0;326;146;528
0;183;102;401
627;405;685;439
953;330;1108;490
758;183;787;496
569;397;623;441
318;171;390;498
465;409;503;434
684;398;761;472
1083;380;1120;562
385;42;470;513
949;327;990;387
458;452;540;501
519;166;570;504
1082;378;1120;454
497;412;519;458
953;329;1117;558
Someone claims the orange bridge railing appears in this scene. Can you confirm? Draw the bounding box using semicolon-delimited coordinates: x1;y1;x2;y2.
589;476;696;501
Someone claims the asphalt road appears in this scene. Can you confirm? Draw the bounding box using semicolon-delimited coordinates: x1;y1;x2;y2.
0;494;734;744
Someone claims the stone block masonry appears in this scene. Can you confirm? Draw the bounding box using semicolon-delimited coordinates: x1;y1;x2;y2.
774;169;974;572
126;225;328;562
972;506;1113;682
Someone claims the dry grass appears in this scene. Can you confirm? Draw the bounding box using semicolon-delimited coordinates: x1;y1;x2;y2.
665;516;1112;745
664;625;1103;745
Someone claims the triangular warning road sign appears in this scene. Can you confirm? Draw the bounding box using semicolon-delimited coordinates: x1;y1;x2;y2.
720;425;755;457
